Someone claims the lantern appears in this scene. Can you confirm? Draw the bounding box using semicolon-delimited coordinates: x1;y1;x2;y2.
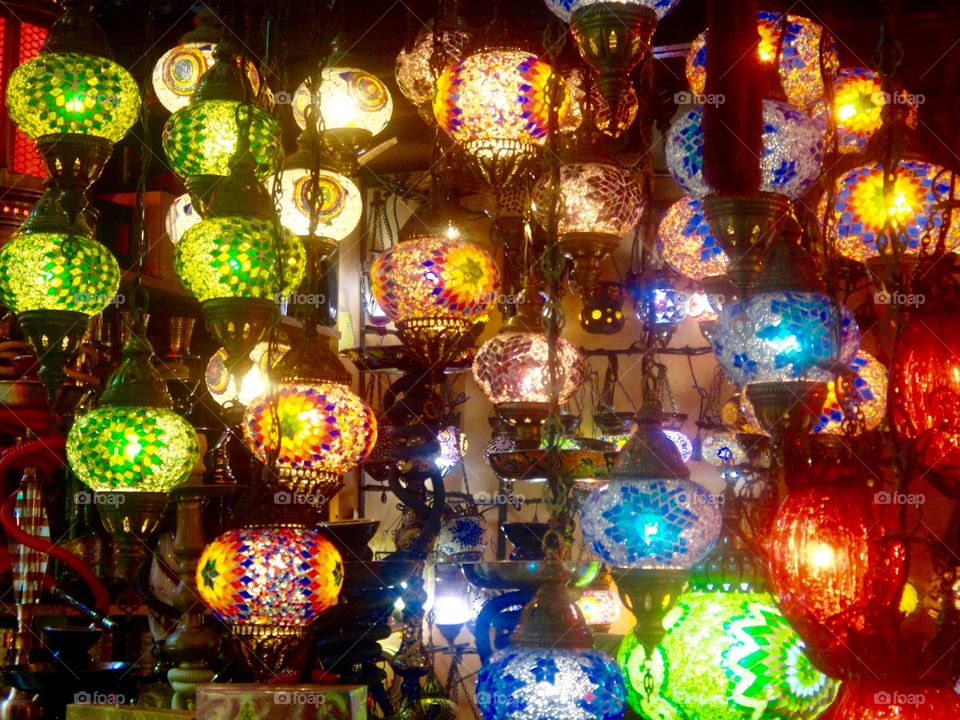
815;351;888;435
578;282;626;335
434;49;568;186
657;197;729;281
826;681;960;719
666;99;824;202
395;23;469;123
276;164;362;254
205;341;290;409
687;12;838;109
562;67;639;139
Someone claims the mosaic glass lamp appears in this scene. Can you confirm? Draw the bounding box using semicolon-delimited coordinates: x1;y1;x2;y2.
152;8;261;113
575;569;623;630
175;141;305;374
243;327;377;501
197;525;343;677
531;158;644;292
0;189;119;403
476;570;626;720
5;2;141;221
434;48;568;187
581;403;721;570
543;1;679;122
618;590;839;720
667;99;824;202
371;208;499;368
815;351;887;435
473;276;586;436
292;66;393;152
395;22;470;124
205;340;289;410
162;41;281;214
657;197;729;281
824;159;960;263
686;11;838;109
713;236;860;435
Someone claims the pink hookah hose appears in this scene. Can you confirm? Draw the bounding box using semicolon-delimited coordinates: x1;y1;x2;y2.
0;437;111;615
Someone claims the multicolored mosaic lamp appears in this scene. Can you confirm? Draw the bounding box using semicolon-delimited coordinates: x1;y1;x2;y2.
152;8;261;113
544;1;679;121
0;189;120;403
475;570;626;720
824;159;960;263
175;132;305;375
162;41;281;215
657;197;729;281
473;276;586;442
196;525;343;677
713;236;860;435
243;327;376;501
434;48;569;187
5;2;141;221
371;207;499;368
531;157;644;293
67;326;200;579
292;66;393;153
686;11;838;109
618;591;839;720
815;351;887;435
575;568;623;630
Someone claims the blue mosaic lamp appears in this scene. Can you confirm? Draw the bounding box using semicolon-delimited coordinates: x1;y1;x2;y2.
713;233;860;435
580;403;722;570
476;570;626;720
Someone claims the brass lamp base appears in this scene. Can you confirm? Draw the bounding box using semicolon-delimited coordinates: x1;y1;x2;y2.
462;139;538;189
570;3;658;120
702;192;792;293
96;491;170;582
615;568;689;650
17;309;89;408
494;401;552;448
560;232;620;295
276;468;343;502
746;380;829;436
396;316;482;369
202;297;277;378
231;624;308;680
36;134;113;223
184;175;220;219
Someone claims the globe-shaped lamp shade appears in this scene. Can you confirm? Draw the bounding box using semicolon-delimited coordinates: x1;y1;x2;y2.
434;49;569;156
809;68;917;154
815;351;887;435
176;218;306;303
712;291;860;386
684;291;720;322
657;197;729;280
395;27;470;110
701;431;749;467
243;383;377;484
824;680;960;720
6;52;141;142
370;237;499;325
618;591;839;720
197;526;343;626
277;168;362;240
205;341;289;409
666;99;824;201
824;160;960;263
543;0;682;23
163;100;282;180
663;430;694;463
562;68;638;139
768;481;908;678
165;193;201;245
581;479;721;569
473;332;586;405
686;12;838;109
0;231;120;315
531;161;645;239
476;647;626;720
292;67;393;138
435;513;486;560
576;586;623;627
152;42;261;113
889;308;960;495
67;407;200;492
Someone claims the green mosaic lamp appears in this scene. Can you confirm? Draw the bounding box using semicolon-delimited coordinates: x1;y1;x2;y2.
67;323;200;579
5;1;141;221
175;130;305;374
0;188;120;404
162;40;281;217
